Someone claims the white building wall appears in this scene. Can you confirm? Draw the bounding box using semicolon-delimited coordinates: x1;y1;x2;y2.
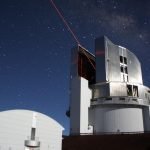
70;77;92;135
92;106;144;133
80;77;92;134
0;110;64;150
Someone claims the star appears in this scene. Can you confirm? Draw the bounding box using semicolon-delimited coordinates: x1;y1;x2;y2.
82;36;86;39
139;34;143;39
0;0;149;136
113;6;117;9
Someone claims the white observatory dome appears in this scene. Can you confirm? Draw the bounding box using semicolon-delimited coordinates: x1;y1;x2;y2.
0;109;64;150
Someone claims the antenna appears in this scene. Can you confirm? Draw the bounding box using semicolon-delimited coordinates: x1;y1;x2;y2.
49;0;95;70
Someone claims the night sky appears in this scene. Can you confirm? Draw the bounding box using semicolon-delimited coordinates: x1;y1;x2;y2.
0;0;150;135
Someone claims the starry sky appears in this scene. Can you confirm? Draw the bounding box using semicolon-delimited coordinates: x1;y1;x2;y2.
0;0;150;135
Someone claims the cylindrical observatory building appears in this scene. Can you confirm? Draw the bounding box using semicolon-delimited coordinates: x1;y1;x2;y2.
68;36;150;135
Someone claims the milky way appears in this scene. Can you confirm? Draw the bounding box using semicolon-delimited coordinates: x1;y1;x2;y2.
0;0;150;134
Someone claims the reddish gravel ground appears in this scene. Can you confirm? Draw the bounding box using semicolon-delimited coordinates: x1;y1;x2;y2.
62;133;150;150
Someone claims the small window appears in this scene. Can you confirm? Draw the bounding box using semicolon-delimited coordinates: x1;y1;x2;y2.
127;85;132;96
124;66;128;74
124;75;128;82
120;56;123;63
127;76;129;82
120;66;124;72
124;57;127;64
133;86;138;97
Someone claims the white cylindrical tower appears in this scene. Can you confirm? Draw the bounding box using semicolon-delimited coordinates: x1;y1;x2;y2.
90;105;144;133
89;36;150;133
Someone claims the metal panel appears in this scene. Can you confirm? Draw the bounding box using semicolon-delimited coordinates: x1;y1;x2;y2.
109;82;127;96
138;84;145;99
106;39;121;82
95;36;106;83
138;85;150;101
92;82;127;98
119;45;127;57
92;83;110;98
127;50;143;84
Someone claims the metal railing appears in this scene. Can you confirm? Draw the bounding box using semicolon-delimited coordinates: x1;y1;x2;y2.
70;131;150;136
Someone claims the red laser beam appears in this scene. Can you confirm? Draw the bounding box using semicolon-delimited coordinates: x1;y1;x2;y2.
49;0;80;45
49;0;95;70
